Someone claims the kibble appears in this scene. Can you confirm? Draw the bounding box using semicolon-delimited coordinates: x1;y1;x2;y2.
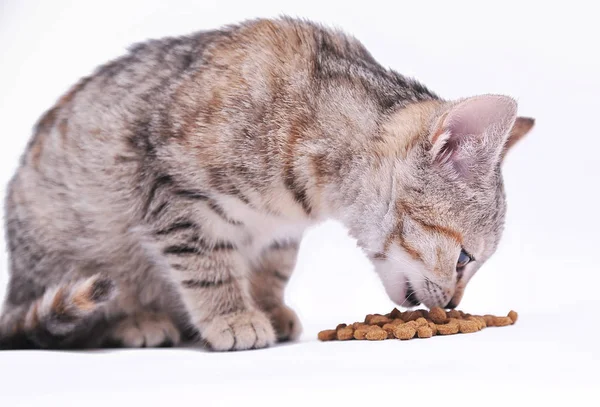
490;316;513;327
389;308;402;319
428;307;447;324
382;323;397;339
469;316;486;330
370;315;392;326
353;326;370;340
394;324;417;340
317;308;518;342
458;319;479;333
415;317;429;327
318;329;337;341
402;310;423;322
447;310;461;319
365;326;388;340
436;319;460;335
336;326;354;340
417;326;434;338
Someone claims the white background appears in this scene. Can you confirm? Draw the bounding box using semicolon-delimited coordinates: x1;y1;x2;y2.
0;0;598;405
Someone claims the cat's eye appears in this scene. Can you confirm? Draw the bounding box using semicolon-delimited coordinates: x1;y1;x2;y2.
457;249;473;269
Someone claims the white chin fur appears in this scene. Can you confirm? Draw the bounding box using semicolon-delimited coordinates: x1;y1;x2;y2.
376;264;408;305
374;245;427;306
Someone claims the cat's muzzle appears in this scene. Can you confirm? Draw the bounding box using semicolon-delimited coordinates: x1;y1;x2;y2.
404;281;421;306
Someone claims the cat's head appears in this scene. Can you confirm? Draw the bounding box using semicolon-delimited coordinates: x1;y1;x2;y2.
373;95;534;309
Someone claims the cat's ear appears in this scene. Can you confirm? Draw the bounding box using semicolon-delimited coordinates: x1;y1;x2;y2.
430;95;517;180
501;117;535;160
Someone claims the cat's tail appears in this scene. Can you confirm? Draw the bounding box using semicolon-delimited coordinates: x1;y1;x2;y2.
0;274;116;350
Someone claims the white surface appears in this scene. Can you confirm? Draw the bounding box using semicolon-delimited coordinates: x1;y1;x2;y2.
1;0;599;405
1;311;596;406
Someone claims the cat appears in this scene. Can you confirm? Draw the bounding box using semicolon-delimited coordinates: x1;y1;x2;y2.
0;17;534;350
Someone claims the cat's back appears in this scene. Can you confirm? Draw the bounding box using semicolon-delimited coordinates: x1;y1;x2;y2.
5;29;227;256
25;29;220;163
20;18;373;169
4;20;315;237
9;17;430;232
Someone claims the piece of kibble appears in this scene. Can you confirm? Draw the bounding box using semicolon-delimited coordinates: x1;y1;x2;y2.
417;326;434;338
336;323;347;331
402;310;423;322
352;322;367;329
436;319;460;335
508;310;518;323
390;308;402;319
366;326;388;340
459;319;479;333
483;315;496;326
382;323;396;337
394;324;417;340
369;315;392;326
428;321;438;335
415;317;429;327
492;316;513;327
318;329;337;341
447;310;461;319
336;326;355;340
428;307;447;324
353;326;370;340
404;320;418;329
458;311;469;318
469;316;486;330
390;318;405;326
365;314;383;324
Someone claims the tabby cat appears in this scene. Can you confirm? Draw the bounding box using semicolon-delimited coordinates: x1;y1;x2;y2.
0;17;534;350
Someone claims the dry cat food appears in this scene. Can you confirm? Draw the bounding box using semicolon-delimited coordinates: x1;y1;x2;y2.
317;307;518;342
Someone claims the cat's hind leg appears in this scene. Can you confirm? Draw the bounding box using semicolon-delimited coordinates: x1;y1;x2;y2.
106;311;181;348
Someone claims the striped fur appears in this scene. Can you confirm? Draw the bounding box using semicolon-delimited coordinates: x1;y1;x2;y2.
0;18;533;350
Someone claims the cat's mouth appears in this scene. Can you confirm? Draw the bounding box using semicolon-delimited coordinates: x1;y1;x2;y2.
404;281;421;306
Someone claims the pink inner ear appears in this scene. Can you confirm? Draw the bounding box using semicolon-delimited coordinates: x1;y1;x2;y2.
433;95;518;178
445;95;517;140
436;132;470;176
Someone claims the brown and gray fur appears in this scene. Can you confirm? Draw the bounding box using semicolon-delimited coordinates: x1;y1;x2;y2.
0;17;534;350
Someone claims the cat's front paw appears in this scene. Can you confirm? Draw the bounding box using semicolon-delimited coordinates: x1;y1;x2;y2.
202;310;276;351
268;305;302;342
